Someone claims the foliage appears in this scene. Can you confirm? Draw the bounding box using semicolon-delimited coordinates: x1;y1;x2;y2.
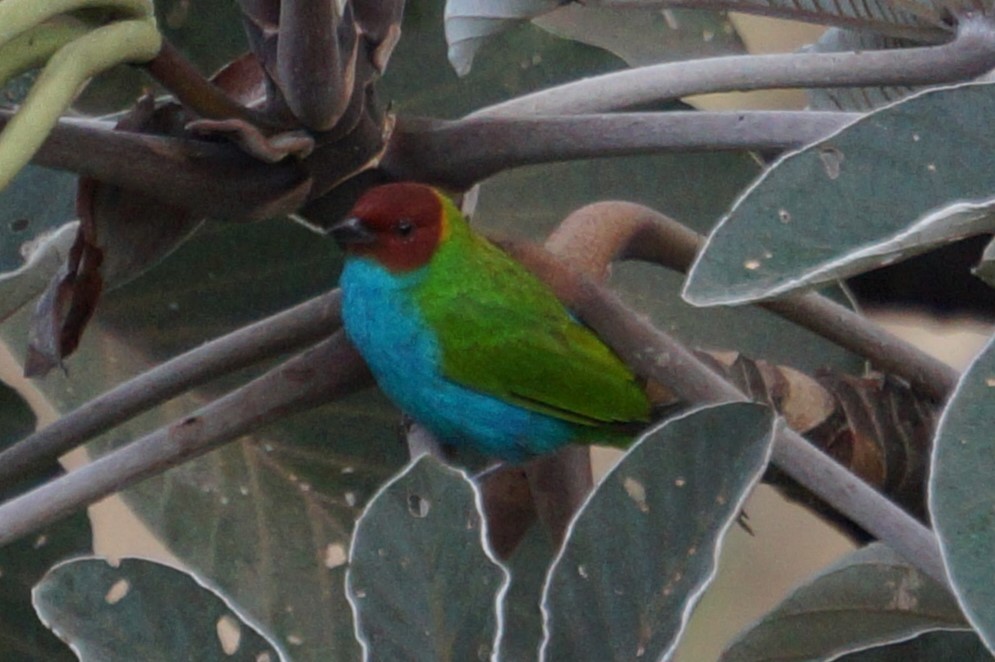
0;0;993;660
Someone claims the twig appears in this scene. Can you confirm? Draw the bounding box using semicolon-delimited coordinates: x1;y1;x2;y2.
143;39;270;125
762;295;959;401
383;111;858;190
0;331;372;547
471;18;995;117
0;292;341;488
547;201;960;401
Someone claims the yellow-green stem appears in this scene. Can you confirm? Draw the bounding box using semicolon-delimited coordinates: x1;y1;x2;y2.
0;0;153;46
0;18;92;88
0;18;162;191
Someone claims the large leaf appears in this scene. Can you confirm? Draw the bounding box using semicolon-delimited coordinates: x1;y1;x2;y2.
0;381;92;661
541;403;774;661
347;455;508;661
33;557;283;661
837;629;992;661
929;331;995;654
0;166;76;281
534;5;744;68
721;543;969;661
444;0;743;75
685;82;995;306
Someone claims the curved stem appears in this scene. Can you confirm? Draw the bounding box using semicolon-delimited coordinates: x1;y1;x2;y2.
547;201;960;401
472;18;995;117
383;111;858;190
0;0;153;48
0;18;162;191
0;18;91;87
0;292;341;488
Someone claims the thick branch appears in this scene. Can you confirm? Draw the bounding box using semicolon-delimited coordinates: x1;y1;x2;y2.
276;0;357;130
473;18;995;117
382;111;857;190
5;113;310;220
0;292;341;487
0;331;372;546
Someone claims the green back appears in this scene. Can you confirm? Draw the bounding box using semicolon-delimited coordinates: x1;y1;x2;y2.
415;198;651;428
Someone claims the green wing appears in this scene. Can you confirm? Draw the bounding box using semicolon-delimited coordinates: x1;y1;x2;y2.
417;226;650;427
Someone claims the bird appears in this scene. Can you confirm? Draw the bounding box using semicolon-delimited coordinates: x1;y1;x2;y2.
331;182;651;463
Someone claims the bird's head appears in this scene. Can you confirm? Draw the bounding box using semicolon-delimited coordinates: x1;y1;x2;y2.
331;183;451;272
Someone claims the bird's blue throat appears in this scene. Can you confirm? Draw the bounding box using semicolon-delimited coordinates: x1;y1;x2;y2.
338;257;576;462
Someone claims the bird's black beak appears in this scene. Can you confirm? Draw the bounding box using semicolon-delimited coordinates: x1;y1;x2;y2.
330;217;376;248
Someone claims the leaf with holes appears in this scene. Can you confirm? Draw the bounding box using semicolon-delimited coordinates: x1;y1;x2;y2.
347;455;509;661
0;165;77;325
540;403;774;661
684;82;995;306
33;557;283;661
930;332;995;654
721;543;969;661
0;382;91;661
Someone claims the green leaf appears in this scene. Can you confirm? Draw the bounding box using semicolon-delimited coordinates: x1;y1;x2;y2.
721;543;969;662
836;629;991;661
684;82;995;306
0;166;76;277
0;378;35;447
541;403;774;661
32;557;283;661
347;455;508;661
929;331;995;654
0;381;91;662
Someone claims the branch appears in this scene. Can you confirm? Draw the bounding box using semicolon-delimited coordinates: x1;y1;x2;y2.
3;113;311;220
276;0;357;131
0;331;373;547
382;111;858;190
143;39;270;125
546;201;960;401
502;241;949;587
0;292;341;488
471;18;995;117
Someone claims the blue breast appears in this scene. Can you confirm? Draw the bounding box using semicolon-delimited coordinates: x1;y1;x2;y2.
339;258;575;461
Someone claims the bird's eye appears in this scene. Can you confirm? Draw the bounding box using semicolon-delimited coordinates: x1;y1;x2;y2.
397;220;415;238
